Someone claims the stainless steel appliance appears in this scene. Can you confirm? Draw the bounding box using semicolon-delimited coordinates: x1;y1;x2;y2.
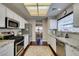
0;32;24;56
5;17;19;28
56;39;65;56
14;36;24;56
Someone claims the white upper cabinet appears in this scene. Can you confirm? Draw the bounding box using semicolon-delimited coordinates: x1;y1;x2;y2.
6;8;14;19
0;4;28;29
0;4;6;27
49;19;57;29
13;12;19;21
19;16;25;29
74;4;79;27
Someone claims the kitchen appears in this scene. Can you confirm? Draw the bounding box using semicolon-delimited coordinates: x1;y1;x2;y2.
0;3;79;56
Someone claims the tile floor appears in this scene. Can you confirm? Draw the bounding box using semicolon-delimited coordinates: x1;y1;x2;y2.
24;45;54;56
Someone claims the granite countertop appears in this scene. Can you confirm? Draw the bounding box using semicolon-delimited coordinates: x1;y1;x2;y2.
47;33;79;50
56;37;79;51
0;40;15;48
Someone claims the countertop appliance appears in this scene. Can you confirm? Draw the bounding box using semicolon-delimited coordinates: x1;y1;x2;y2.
5;17;19;28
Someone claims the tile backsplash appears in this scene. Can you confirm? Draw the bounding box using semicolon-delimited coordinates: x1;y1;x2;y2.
0;29;21;35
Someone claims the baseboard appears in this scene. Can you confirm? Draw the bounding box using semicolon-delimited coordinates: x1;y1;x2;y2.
48;44;58;56
30;41;48;46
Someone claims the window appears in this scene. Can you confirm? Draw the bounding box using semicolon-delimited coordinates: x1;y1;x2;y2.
58;13;79;32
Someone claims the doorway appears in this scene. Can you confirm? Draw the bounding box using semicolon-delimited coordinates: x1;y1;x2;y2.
35;24;43;45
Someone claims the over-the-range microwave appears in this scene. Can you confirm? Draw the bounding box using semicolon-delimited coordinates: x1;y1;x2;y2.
5;17;19;28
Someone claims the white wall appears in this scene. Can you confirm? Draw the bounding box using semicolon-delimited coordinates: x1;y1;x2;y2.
42;19;48;41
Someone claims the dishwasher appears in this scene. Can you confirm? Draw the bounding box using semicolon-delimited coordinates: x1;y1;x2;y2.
56;39;66;56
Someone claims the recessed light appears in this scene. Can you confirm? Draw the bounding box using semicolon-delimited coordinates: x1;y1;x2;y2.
52;8;61;11
58;8;61;11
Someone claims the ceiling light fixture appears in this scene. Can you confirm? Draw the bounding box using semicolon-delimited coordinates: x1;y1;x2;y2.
24;3;50;16
52;8;61;11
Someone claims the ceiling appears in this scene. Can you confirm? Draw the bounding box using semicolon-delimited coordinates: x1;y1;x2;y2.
48;3;73;17
2;3;73;21
2;3;30;21
24;3;51;16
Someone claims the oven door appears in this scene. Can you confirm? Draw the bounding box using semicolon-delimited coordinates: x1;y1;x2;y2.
15;40;24;56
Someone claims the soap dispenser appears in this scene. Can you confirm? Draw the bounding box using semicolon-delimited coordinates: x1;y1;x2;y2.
65;33;69;38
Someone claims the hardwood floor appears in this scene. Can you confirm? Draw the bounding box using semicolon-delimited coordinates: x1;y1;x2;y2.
24;45;54;56
21;41;57;56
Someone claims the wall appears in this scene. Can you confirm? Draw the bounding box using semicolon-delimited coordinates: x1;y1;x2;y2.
28;18;49;42
42;19;48;41
0;29;21;35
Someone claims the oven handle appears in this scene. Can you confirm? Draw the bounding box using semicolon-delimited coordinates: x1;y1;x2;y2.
15;40;24;45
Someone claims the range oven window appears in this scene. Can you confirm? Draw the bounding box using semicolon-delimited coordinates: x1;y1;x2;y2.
8;20;19;27
15;40;24;55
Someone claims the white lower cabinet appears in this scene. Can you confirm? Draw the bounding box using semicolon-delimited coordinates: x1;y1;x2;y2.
47;36;56;52
0;42;14;56
65;45;79;56
23;35;29;49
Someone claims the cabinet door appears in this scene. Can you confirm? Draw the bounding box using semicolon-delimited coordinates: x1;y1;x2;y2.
0;42;14;56
24;35;29;48
49;19;57;29
0;4;6;27
6;8;14;19
8;42;14;56
19;16;25;29
65;45;79;56
13;12;19;21
47;36;56;52
0;43;9;56
74;4;79;27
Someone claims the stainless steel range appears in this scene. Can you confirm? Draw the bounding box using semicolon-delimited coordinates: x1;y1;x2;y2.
14;36;24;56
0;33;24;56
